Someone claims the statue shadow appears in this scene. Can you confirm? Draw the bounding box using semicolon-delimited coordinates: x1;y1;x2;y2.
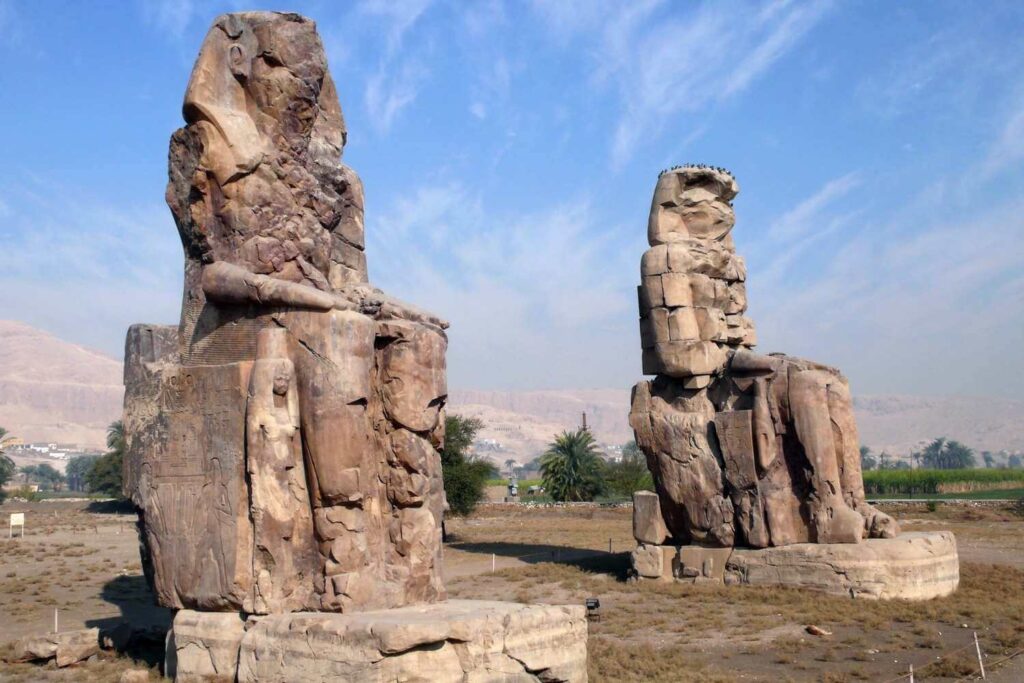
84;499;135;514
85;574;172;667
445;538;632;581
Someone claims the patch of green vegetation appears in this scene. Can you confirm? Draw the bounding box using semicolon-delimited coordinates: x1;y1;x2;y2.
863;468;1024;495
486;478;542;487
870;487;1024;501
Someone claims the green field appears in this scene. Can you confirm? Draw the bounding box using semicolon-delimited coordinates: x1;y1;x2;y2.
863;468;1024;496
486;478;542;488
870;487;1024;501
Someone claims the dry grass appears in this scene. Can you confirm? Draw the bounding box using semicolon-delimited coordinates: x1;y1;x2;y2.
447;503;1024;681
0;654;159;682
3;499;1024;681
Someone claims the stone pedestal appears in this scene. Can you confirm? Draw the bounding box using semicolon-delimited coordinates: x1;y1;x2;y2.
631;531;959;600
166;600;588;682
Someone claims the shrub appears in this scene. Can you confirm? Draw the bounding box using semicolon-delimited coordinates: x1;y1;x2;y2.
441;415;493;517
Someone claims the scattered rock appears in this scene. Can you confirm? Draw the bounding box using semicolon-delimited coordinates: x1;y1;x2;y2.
6;628;101;667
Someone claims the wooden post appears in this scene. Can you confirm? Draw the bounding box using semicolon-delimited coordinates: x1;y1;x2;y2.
491;553;496;573
974;632;986;679
909;663;914;683
54;608;58;633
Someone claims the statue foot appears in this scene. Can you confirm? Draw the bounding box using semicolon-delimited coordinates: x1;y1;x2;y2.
856;502;900;539
816;503;864;544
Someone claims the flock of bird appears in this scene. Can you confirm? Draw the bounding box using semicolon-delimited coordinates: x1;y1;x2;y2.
658;164;734;178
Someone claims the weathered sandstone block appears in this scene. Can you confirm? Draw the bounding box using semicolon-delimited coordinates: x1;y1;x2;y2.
632;532;958;600
164;611;246;682
631;543;668;579
724;531;960;600
632;491;669;545
165;602;587;682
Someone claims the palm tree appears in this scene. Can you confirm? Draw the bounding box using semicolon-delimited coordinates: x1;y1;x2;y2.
504;458;517;478
107;420;125;455
0;427;16;497
86;420;126;497
539;429;605;502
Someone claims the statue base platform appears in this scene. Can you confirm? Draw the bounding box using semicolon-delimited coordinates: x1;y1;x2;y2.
166;600;588;682
631;531;959;600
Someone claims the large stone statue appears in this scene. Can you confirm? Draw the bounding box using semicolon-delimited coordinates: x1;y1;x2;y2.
628;166;959;599
123;13;587;680
124;10;449;615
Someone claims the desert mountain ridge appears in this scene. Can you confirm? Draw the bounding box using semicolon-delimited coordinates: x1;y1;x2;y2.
1;320;1021;461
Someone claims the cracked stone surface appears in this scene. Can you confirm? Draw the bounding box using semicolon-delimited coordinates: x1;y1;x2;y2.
631;532;959;600
163;602;588;682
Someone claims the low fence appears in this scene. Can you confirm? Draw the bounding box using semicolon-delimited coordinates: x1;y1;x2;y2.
880;631;1024;682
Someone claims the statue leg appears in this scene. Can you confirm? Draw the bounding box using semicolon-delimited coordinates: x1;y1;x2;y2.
826;379;899;539
280;309;389;611
788;368;863;543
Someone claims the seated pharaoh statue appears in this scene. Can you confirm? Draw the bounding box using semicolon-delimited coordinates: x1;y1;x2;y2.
629;166;899;550
123;12;448;616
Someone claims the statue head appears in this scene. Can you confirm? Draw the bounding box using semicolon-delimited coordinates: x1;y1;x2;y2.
182;12;344;183
648;167;739;245
638;166;754;384
168;12;367;296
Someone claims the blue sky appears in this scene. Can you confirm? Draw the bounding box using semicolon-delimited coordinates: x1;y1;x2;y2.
1;0;1022;397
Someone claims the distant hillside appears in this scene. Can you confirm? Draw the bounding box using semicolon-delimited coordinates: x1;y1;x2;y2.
853;394;1024;457
1;320;1021;460
0;320;123;448
448;389;633;464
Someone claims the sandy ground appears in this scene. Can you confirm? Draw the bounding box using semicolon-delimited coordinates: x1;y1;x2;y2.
1;500;1023;681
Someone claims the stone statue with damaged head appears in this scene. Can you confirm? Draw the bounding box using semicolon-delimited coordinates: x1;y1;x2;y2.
122;11;447;615
630;166;898;550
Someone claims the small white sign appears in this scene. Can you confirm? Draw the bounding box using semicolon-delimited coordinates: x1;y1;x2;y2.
9;512;25;538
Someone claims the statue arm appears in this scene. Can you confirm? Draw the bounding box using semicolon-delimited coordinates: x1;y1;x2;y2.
202;262;448;329
202;261;336;309
338;284;449;330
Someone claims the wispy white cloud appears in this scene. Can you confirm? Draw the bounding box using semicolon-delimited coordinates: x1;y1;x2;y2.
141;0;196;39
533;0;832;167
0;182;181;356
365;182;640;389
768;172;860;241
722;1;832;97
365;59;428;132
749;158;1024;398
359;0;434;56
982;94;1024;176
461;0;506;40
359;0;435;132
